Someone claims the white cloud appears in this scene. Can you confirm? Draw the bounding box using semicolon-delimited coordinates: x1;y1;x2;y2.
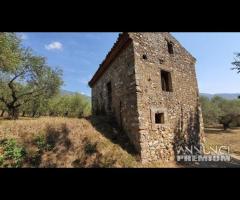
45;41;63;51
17;33;28;40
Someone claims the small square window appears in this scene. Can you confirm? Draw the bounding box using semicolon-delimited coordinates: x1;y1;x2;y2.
155;113;164;124
142;54;148;60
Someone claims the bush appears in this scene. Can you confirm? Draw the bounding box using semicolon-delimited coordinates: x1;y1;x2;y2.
84;142;97;155
34;134;53;151
35;135;47;150
0;155;4;166
27;150;42;167
0;139;26;168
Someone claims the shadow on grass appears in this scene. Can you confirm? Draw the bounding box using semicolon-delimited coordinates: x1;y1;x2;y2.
87;116;139;157
45;123;72;151
204;128;235;134
0;116;38;121
26;123;72;168
181;157;240;168
71;137;118;168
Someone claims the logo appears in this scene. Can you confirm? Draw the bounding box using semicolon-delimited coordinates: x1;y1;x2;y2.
176;144;231;162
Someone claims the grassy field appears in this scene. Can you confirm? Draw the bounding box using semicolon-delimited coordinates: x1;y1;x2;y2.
205;127;240;157
187;126;240;168
0;117;178;168
1;116;240;168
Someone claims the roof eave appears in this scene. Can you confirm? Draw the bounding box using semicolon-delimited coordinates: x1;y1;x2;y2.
88;32;131;88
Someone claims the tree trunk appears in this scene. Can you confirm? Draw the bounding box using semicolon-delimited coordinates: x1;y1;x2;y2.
8;106;19;120
0;110;5;117
32;111;36;118
223;123;229;131
22;111;25;117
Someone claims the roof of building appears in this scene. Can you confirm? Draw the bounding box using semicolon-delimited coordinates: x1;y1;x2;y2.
88;32;132;87
88;32;196;87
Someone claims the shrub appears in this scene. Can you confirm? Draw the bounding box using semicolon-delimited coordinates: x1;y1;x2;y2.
27;151;42;167
98;156;116;168
84;142;97;155
34;134;53;151
0;139;26;168
0;155;4;166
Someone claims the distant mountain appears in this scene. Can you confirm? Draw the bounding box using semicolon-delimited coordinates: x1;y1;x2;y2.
200;93;240;100
61;90;240;101
60;89;91;102
60;89;75;95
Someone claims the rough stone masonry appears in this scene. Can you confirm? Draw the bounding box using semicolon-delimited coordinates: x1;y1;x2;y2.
89;32;204;163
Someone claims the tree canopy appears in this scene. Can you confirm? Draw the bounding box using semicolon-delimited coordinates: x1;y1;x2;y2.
232;53;240;73
0;32;63;119
200;96;240;130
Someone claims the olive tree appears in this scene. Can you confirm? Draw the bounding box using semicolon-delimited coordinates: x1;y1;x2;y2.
0;32;63;119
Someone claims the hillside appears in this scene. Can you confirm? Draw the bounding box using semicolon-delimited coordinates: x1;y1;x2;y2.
60;90;240;101
60;89;91;102
201;93;240;100
0;117;177;168
1;116;240;168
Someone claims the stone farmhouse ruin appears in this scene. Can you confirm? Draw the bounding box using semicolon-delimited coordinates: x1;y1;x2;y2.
89;32;204;163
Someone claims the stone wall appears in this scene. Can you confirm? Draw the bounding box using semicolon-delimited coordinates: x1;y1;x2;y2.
91;40;141;151
90;32;204;163
129;32;204;163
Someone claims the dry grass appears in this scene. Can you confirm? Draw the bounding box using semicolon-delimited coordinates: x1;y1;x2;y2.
2;117;240;168
182;127;240;168
0;117;179;168
205;127;240;156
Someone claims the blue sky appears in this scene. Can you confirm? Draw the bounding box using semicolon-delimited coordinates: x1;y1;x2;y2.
18;32;240;96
